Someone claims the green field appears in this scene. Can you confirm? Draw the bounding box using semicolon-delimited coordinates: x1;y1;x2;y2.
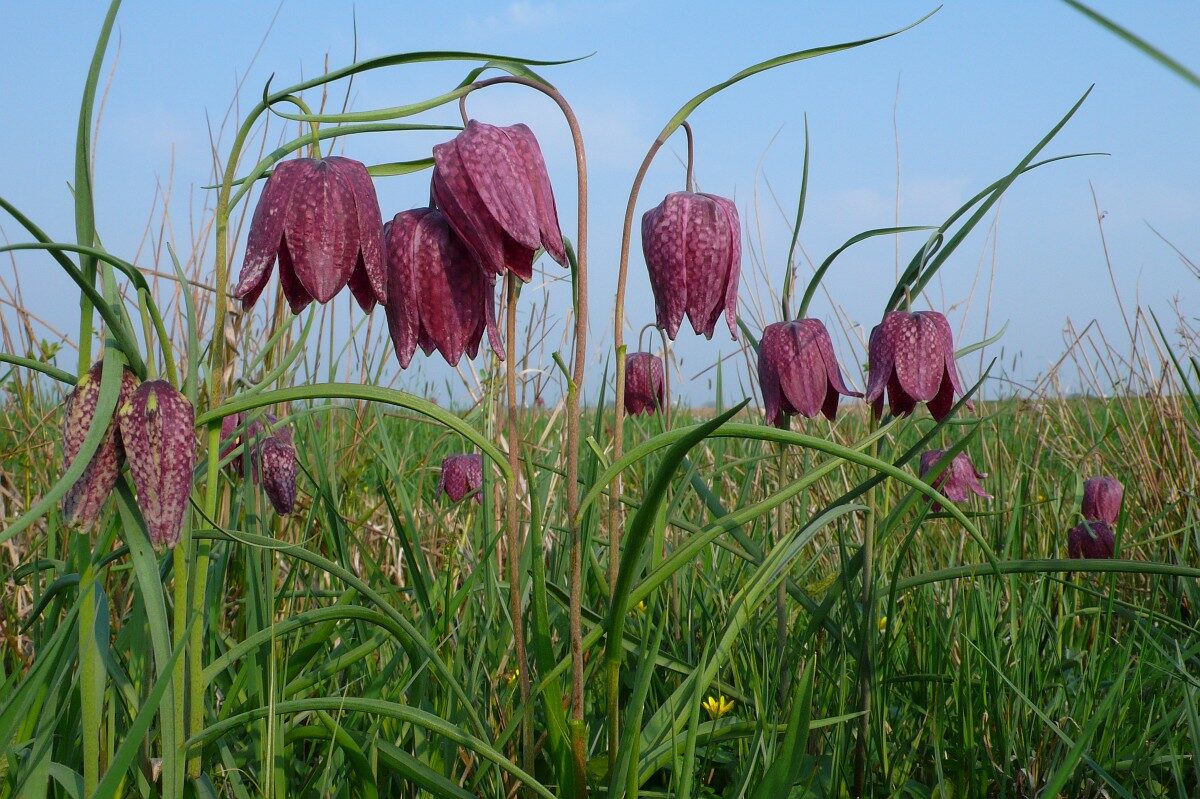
1;2;1199;797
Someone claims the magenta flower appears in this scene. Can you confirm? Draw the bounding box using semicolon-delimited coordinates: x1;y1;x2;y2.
233;156;387;314
258;423;297;516
758;319;862;426
1068;519;1115;559
431;121;567;282
866;310;969;421
438;454;483;503
117;380;196;548
1082;476;1123;525
60;361;140;528
625;352;665;416
641;191;741;340
383;208;502;368
219;412;297;515
919;449;992;512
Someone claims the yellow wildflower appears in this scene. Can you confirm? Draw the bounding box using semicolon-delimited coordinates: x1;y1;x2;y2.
631;600;647;615
878;615;888;633
702;695;734;719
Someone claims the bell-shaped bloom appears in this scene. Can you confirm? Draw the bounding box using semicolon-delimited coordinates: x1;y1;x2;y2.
1068;519;1115;559
431;120;567;282
919;449;992;512
866;310;969;421
234;156;387;314
758;319;862;426
118;380;196;548
641;191;740;340
258;425;297;515
60;361;140;528
1082;476;1123;524
438;454;483;503
383;208;502;368
219;412;297;515
625;352;665;416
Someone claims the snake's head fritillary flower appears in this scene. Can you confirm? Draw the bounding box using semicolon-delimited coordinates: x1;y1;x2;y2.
641;191;741;340
431;120;567;282
1082;476;1123;525
919;449;992;512
220;413;297;515
234;156;386;314
383;208;503;368
118;380;195;549
624;352;665;416
60;361;140;528
758;319;862;426
258;422;297;516
1068;519;1116;559
865;310;969;421
437;454;484;504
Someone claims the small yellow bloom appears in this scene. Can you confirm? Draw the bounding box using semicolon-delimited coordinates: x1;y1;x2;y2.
877;615;888;633
702;694;734;719
631;600;647;615
504;668;519;687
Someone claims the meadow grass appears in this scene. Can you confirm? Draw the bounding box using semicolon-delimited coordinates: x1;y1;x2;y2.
1;2;1199;797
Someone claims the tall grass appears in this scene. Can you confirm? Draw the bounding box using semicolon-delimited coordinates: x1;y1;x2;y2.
1;2;1198;797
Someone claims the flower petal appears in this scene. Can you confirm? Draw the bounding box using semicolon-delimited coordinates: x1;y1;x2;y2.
641;194;689;339
508;123;568;267
326;156;387;307
284;159;358;304
234;159;305;308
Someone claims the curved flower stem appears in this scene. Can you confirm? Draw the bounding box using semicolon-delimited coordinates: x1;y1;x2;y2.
503;273;534;777
271;94;322;158
189;98;273;779
681;120;695;194
458;74;589;791
607;122;692;764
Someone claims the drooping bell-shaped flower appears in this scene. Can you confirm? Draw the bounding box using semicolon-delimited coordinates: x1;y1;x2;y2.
919;449;992;512
758;319;862;426
438;454;483;503
383;208;502;368
641;191;740;340
118;380;196;548
234;156;387;313
1082;476;1123;524
624;352;665;416
1068;519;1115;559
431;120;567;282
866;310;969;421
258;423;297;515
219;412;297;515
60;361;140;528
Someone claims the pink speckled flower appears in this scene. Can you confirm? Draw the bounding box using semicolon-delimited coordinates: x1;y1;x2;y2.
624;352;665;416
233;156;387;313
758;319;861;426
60;361;140;528
1068;519;1115;559
919;449;992;512
1081;476;1123;525
118;380;196;548
383;208;502;368
219;412;297;515
431;121;567;282
641;191;740;340
438;454;483;503
866;311;969;421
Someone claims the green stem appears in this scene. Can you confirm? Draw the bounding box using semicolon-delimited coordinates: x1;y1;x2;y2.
188;94;273;780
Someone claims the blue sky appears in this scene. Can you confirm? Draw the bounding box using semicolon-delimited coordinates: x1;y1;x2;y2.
2;1;1197;404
